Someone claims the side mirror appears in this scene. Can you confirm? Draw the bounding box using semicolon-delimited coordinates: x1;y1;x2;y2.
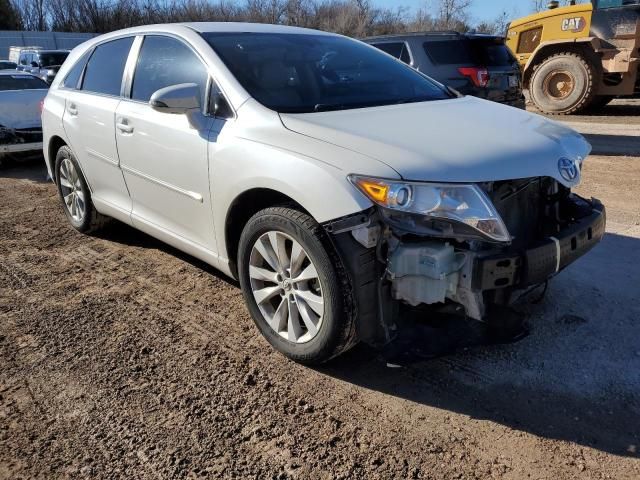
150;83;201;114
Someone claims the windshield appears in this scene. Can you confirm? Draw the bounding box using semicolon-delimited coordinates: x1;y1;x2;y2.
202;32;452;113
0;74;49;91
39;52;68;67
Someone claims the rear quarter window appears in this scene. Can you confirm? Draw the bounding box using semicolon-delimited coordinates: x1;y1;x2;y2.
62;51;91;89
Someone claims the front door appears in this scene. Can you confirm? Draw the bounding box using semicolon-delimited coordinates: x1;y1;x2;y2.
114;35;217;252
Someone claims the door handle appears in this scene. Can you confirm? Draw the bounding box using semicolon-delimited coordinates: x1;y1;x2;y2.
116;120;134;134
67;103;78;116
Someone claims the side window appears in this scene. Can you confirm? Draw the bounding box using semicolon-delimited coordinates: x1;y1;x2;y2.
62;51;91;89
19;53;29;66
517;28;542;54
372;42;411;65
131;35;208;106
81;37;134;96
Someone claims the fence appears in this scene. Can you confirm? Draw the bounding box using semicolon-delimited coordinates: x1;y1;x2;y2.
0;31;97;58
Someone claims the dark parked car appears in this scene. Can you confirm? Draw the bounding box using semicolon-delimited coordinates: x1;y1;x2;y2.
364;32;525;108
17;49;69;84
0;60;18;70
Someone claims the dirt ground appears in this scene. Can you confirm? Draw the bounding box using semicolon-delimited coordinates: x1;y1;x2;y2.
1;112;640;479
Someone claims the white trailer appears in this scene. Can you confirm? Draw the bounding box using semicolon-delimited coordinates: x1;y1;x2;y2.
8;46;41;63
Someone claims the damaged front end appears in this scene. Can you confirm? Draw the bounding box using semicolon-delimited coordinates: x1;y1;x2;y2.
0;124;44;161
326;176;606;347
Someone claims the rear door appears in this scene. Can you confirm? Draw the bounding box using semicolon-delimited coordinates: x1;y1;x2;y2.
61;37;134;215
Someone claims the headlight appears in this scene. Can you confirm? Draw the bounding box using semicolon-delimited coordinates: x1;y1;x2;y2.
349;175;511;243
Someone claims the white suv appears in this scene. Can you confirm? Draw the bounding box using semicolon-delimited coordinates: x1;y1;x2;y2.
42;23;605;364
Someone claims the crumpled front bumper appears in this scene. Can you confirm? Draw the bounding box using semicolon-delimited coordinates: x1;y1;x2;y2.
328;196;606;346
474;199;606;290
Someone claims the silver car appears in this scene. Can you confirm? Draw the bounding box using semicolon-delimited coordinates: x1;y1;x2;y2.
42;23;605;364
1;71;48;162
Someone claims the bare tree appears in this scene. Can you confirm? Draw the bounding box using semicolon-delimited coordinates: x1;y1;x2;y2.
433;0;472;30
5;0;499;37
13;0;47;30
475;9;510;35
0;0;23;29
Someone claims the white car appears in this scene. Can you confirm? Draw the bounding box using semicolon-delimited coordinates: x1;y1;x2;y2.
0;71;48;162
42;23;605;364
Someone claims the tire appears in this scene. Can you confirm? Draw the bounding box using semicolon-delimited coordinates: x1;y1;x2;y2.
54;145;109;233
237;207;356;365
529;52;599;115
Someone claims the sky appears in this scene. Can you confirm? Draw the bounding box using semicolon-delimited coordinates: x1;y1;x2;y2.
374;0;536;24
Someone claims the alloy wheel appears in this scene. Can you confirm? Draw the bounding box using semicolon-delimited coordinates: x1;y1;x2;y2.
248;231;324;344
58;157;85;222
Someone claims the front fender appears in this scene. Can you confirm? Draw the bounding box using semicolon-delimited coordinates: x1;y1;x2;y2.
211;137;379;264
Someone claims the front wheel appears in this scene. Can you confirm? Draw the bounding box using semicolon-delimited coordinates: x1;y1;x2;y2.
529;52;598;115
237;207;356;364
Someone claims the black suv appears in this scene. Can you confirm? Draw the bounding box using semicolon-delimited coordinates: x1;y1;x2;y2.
17;49;69;84
364;32;525;108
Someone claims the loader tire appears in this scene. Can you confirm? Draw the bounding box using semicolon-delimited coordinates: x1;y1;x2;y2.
530;52;599;115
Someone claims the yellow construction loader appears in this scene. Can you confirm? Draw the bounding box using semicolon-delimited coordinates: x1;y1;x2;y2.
506;0;640;114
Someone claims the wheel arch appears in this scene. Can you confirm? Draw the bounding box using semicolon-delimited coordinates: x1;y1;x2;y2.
47;135;67;184
224;188;308;278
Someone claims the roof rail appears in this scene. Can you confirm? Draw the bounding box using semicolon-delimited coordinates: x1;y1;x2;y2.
362;31;463;40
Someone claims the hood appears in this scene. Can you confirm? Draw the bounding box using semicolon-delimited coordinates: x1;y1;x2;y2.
279;96;591;188
0;89;47;130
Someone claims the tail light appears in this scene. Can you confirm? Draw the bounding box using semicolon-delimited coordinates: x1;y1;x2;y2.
458;67;490;88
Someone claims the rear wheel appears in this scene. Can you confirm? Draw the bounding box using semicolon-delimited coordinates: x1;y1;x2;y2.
238;207;356;364
530;52;598;115
54;146;108;233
